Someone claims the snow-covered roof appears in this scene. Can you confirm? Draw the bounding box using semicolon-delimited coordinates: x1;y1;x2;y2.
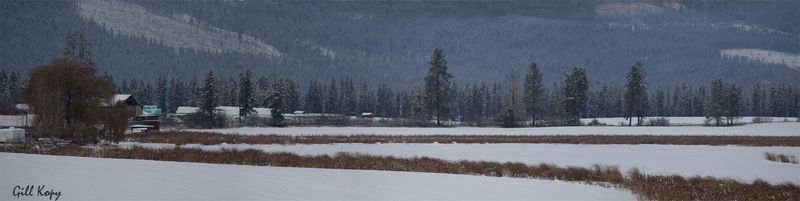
0;115;33;127
175;106;199;114
216;106;241;117
105;94;141;107
14;104;29;110
113;94;131;103
254;108;271;116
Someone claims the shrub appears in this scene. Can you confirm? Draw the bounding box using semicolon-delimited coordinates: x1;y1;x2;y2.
752;117;773;123
765;152;798;164
645;117;670;126
586;119;606;126
183;112;229;128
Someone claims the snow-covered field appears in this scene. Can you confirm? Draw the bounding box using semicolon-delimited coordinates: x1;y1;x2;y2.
580;116;798;126
121;143;800;184
0;153;634;200
186;122;800;136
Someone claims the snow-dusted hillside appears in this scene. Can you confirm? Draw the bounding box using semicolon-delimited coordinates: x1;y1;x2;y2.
76;0;282;57
594;2;686;17
121;143;800;184
721;49;800;70
187;122;800;136
0;153;634;200
731;23;800;39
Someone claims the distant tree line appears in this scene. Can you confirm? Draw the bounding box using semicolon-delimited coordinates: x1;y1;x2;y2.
101;49;800;127
4;48;800;128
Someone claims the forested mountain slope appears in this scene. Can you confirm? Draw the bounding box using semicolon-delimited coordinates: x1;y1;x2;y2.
1;0;799;88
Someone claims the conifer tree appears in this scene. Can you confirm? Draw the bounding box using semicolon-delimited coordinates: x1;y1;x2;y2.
157;75;168;112
523;62;544;125
7;72;21;104
706;79;727;126
342;75;357;115
423;48;454;126
268;81;286;127
358;80;374;113
201;71;218;128
304;79;323;113
0;70;7;98
256;75;271;108
325;77;338;114
693;85;706;116
654;87;666;117
167;78;187;113
284;79;301;112
62;32;94;66
726;84;743;125
239;69;255;117
564;68;589;126
751;83;764;118
502;71;522;127
376;83;392;117
624;62;647;126
188;74;200;107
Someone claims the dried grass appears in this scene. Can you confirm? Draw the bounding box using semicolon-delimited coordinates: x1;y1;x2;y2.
765;152;799;164
626;168;800;200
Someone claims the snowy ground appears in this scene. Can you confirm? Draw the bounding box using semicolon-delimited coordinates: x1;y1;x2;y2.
186;122;800;136
580;116;798;126
121;143;800;184
0;153;634;201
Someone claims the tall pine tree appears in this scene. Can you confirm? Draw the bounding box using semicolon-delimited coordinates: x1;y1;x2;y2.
341;75;357;116
624;62;648;126
423;48;454;126
304;79;323;113
358;80;374;113
268;80;286;127
239;69;255;117
653;87;666;117
201;71;219;128
564;68;589;126
156;75;168;113
325;77;338;114
523;62;544;126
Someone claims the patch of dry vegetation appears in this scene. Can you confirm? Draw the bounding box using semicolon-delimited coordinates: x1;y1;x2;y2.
626;168;800;200
1;145;798;200
129;131;800;146
764;152;798;164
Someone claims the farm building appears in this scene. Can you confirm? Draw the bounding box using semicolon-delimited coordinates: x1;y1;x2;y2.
0;115;32;128
110;94;143;117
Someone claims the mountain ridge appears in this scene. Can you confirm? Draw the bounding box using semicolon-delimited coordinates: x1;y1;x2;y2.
1;0;798;88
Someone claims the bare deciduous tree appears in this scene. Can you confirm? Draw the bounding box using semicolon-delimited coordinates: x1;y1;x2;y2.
23;58;114;143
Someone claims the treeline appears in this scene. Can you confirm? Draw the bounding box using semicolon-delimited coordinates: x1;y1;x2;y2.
104;49;800;127
3;47;799;127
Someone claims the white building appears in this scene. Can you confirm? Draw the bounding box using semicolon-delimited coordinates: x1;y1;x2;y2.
174;106;272;118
